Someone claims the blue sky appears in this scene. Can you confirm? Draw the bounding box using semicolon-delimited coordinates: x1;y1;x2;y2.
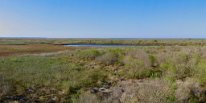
0;0;206;38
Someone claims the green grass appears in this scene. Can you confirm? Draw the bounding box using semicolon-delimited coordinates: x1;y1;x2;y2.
0;55;110;102
2;38;206;46
1;45;206;102
195;59;206;85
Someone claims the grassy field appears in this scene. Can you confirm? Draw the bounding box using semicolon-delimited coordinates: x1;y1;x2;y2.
1;39;206;103
0;44;71;56
1;38;206;46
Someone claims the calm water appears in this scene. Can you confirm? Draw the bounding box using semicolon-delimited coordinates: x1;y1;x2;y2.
64;44;135;47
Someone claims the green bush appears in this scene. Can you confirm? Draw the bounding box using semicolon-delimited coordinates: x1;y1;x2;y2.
96;52;119;65
76;49;102;60
149;54;158;67
80;69;108;87
120;58;161;79
0;76;12;98
195;59;206;85
95;48;124;65
160;63;176;82
160;61;195;81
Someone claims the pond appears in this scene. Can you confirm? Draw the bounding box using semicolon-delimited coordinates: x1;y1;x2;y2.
64;44;136;47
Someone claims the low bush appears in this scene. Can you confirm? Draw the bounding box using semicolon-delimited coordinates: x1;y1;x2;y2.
2;45;206;102
149;54;159;67
76;49;102;60
0;76;12;99
96;52;119;65
125;49;150;67
80;69;108;88
160;52;197;80
95;48;124;65
77;92;99;103
195;59;206;85
120;58;162;79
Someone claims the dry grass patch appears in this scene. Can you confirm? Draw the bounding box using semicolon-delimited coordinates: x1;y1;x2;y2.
0;44;70;56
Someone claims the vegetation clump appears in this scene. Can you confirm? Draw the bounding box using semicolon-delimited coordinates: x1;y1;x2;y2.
1;43;206;102
96;49;124;66
76;49;102;60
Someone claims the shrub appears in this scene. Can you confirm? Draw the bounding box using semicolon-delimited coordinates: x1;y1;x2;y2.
108;79;175;103
96;52;119;65
80;69;108;88
77;92;100;103
195;59;206;85
149;54;158;67
123;59;147;79
76;49;102;60
161;60;196;80
95;48;124;65
0;76;12;98
137;79;175;103
120;58;161;79
125;49;150;67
